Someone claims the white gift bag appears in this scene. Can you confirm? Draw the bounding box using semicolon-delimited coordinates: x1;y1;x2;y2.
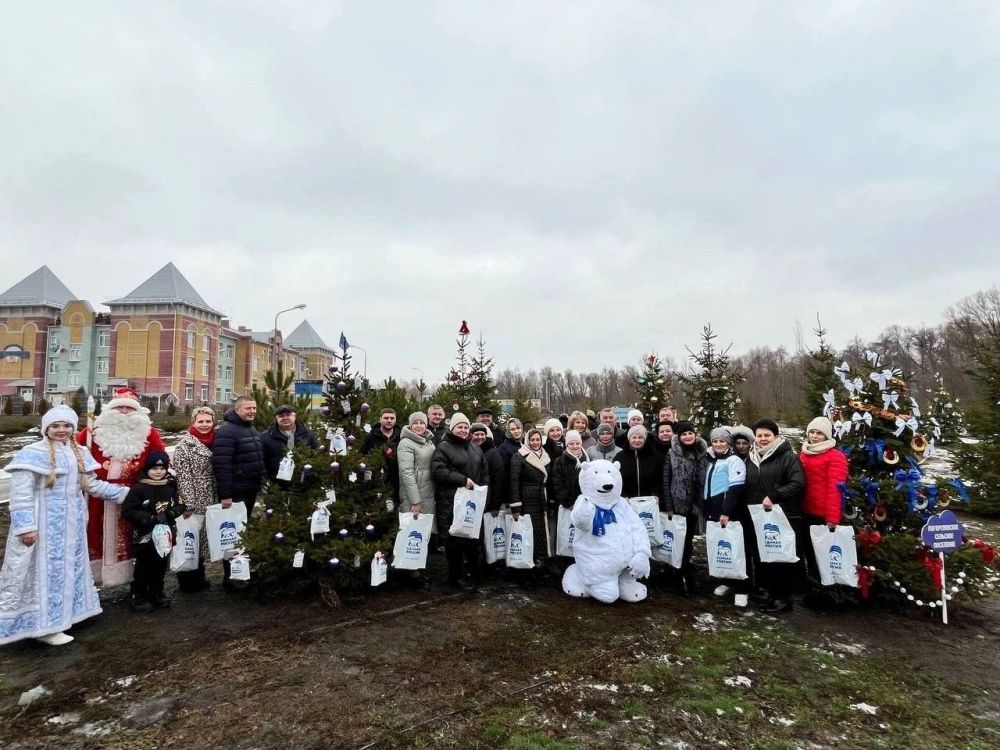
651;513;687;569
483;511;510;564
151;523;174;558
628;497;663;546
555;505;576;557
205;503;248;562
391;512;434;570
229;551;251;581
310;507;331;540
810;525;860;588
749;505;799;563
706;521;748;580
276;453;295;481
370;551;388;586
506;515;535;569
448;484;488;539
170;514;201;572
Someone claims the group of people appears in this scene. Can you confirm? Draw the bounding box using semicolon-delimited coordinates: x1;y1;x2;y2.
0;389;847;648
392;404;848;613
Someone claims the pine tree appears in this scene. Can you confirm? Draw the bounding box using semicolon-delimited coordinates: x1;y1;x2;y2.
830;350;995;604
252;363;315;429
632;353;673;423
241;352;395;607
802;315;841;420
923;372;966;445
679;325;744;434
953;352;1000;515
434;321;501;418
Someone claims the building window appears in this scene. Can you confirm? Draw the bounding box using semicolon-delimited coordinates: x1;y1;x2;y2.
218;340;225;354
98;330;111;348
97;358;109;374
48;360;58;375
186;329;195;348
49;333;60;349
225;366;233;380
201;360;209;377
69;345;82;361
203;333;211;352
186;357;194;375
215;388;223;403
68;371;81;387
217;364;223;379
252;356;259;370
226;344;234;358
185;384;193;401
200;385;209;402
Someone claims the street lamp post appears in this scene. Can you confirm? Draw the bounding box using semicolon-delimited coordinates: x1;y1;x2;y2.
350;344;367;380
273;303;306;369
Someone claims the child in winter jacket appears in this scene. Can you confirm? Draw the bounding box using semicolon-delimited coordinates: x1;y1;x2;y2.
123;451;185;611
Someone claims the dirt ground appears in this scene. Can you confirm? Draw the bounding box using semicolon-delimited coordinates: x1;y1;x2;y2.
1;518;999;750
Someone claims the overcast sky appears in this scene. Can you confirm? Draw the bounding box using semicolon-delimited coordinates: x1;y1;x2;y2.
2;1;999;384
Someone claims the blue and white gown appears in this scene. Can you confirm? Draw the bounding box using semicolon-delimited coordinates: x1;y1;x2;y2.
0;439;127;645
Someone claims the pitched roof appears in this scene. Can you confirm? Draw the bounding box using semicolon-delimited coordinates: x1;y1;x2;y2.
107;262;221;315
285;320;332;351
0;266;77;309
250;331;273;345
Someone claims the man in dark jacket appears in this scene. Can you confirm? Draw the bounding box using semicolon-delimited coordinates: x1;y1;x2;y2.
261;405;321;482
211;396;265;587
362;408;401;499
427;404;448;444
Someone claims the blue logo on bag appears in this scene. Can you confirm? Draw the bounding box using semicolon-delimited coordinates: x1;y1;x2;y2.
510;532;523;556
662;529;674;554
639;511;655;534
220;520;238;547
406;529;424;555
463;499;477;525
763;522;782;550
183;529;196;555
829;544;843;571
716;539;733;564
492;525;506;551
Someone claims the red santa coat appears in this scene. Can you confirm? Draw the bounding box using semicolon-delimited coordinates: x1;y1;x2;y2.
76;426;165;562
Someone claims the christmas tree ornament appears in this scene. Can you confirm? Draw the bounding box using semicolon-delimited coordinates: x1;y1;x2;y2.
363;423;372;433
321;406;330;416
328;557;340;571
346;434;357;447
293;550;305;568
265;508;274;519
873;503;888;522
310;507;331;540
353;555;361;569
459;320;471;336
348;472;357;483
882;448;899;465
326;427;336;442
330;429;348;456
910;435;928;452
339;527;350;539
325;488;337;503
277;453;295;482
330;461;341;474
336;380;349;393
359;402;370;415
273;532;285;543
364;467;373;481
452;403;460;411
300;464;313;483
365;522;376;537
341;398;352;415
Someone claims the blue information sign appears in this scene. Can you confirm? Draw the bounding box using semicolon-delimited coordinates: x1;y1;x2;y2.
920;509;965;556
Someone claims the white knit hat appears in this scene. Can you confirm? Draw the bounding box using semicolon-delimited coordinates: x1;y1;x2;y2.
627;408;644;423
565;429;582;445
543;418;563;435
449;412;470;431
42;404;79;433
807;416;834;440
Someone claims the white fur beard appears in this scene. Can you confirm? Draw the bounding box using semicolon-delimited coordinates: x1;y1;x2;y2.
93;410;152;460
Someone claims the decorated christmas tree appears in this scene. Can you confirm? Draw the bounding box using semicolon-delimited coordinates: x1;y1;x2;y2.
632;353;673;423
923;372;966;446
829;350;996;607
241;347;395;607
679;325;744;434
432;321;500;418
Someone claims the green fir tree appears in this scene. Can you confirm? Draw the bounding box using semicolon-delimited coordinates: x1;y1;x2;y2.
802;315;841;420
923;372;966;445
241;352;395;607
632;353;673;423
953;353;1000;516
679;325;744;435
831;350;995;604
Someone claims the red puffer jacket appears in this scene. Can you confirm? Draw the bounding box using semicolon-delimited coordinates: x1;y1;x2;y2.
799;447;849;525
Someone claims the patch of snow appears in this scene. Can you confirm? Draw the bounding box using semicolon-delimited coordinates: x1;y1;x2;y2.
639;684;654;693
734;707;744;714
18;685;51;706
74;722;116;737
723;675;753;688
770;716;795;727
114;675;137;688
849;702;879;715
715;708;725;716
47;712;81;725
828;641;866;656
586;683;619;692
693;613;717;632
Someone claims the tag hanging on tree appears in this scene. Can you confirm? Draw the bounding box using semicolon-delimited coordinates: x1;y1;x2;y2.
330;428;348;456
310;507;331;540
293;549;305;568
341;398;352;415
276;453;295;482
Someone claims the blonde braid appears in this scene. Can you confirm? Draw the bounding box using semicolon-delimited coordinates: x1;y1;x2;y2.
46;438;58;489
69;440;88;493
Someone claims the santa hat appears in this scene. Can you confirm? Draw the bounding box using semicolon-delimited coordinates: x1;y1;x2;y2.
107;387;149;413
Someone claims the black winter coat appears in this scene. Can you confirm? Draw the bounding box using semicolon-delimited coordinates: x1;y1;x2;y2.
662;437;709;515
737;440;806;518
509;450;548;515
212;410;265;499
551;450;588;508
479;439;507;512
431;432;489;530
123;477;185;544
362;425;401;496
261;421;321;480
618;441;663;499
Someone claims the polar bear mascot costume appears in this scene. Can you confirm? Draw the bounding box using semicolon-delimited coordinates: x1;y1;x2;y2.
562;459;652;603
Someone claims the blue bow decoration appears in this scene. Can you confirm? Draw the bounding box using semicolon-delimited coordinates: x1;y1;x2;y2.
865;439;885;467
947;478;970;503
925;485;938;510
894;468;922;512
838;445;853;459
905;456;924;474
859;477;880;507
592;506;617;536
837;482;859;510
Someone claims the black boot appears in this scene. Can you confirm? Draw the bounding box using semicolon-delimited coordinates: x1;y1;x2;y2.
761;598;793;614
